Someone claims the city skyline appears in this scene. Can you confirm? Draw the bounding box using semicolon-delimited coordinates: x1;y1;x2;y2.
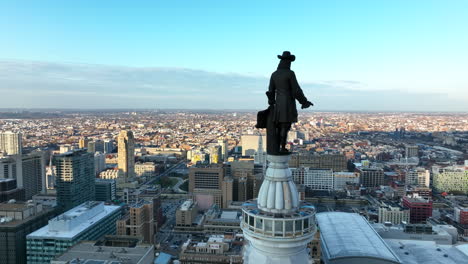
1;1;467;111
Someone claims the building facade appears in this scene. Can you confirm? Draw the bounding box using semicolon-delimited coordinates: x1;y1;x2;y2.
378;203;410;224
189;165;232;209
333;172;360;190
432;165;468;194
291;167;334;190
176;199;198;227
402;196;433;224
54;149;95;212
95;178;116;202
358;168;385;188
116;199;155;244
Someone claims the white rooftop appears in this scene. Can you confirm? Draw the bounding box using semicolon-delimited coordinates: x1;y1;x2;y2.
27;201;121;240
220;211;238;220
180;200;194;211
316;212;401;264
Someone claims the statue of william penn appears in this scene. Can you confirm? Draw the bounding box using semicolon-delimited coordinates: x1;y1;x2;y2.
256;51;313;155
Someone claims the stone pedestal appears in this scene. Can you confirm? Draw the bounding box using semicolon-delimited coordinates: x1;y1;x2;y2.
242;154;316;264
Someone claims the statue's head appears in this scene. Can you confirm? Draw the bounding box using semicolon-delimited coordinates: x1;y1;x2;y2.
277;51;295;61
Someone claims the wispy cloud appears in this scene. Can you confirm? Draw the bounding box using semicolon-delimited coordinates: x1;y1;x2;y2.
0;60;466;111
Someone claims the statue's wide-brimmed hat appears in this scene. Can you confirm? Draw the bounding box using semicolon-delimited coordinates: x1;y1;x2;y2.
277;51;295;61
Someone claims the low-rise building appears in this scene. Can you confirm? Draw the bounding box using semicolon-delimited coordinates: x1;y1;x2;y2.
333;172;360;190
378;201;410;225
179;233;244;264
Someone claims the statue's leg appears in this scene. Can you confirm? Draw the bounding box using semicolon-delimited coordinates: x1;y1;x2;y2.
279;122;291;152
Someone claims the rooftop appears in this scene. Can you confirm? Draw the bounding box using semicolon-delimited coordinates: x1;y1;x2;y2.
180;199;195;211
53;241;153;264
27;201;121;239
384;239;468;264
316;212;401;264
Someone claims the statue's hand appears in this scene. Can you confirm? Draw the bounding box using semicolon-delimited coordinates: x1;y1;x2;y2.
301;101;313;109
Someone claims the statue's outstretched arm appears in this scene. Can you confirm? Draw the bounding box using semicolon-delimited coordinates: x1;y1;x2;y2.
291;71;313;108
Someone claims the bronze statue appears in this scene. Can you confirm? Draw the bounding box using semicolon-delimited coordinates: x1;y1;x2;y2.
256;51;313;155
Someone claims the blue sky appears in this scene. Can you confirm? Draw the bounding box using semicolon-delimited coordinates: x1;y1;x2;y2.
0;1;467;111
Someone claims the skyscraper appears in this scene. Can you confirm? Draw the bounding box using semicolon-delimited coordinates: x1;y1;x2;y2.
241;134;266;156
54;149;95;211
0;151;46;200
118;130;135;180
0;131;22;155
104;139;115;153
78;137;90;149
217;138;229;162
21;151;46;200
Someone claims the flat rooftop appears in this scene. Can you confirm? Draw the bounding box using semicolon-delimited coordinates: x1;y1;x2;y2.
28;202;121;240
384;239;468;264
53;241;153;264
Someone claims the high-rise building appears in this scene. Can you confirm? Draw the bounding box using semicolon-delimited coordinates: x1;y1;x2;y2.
21;151;46;200
241;134;266;156
78;137;90;149
432;165;468;194
405;145;419;158
94;179;116;202
402;196;433;224
230;160;263;202
118;130;135;180
116;199;154;244
358;168;385;188
94;152;106;176
242;155;316;263
104;139;115;154
0;201;55;264
94;139;105;153
218;138;229;162
26;201;122;264
0;178;25;202
0;131;22;155
87;140;96;153
1;151;46;200
54;149;95;211
254;135;266;165
189;165;232;209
